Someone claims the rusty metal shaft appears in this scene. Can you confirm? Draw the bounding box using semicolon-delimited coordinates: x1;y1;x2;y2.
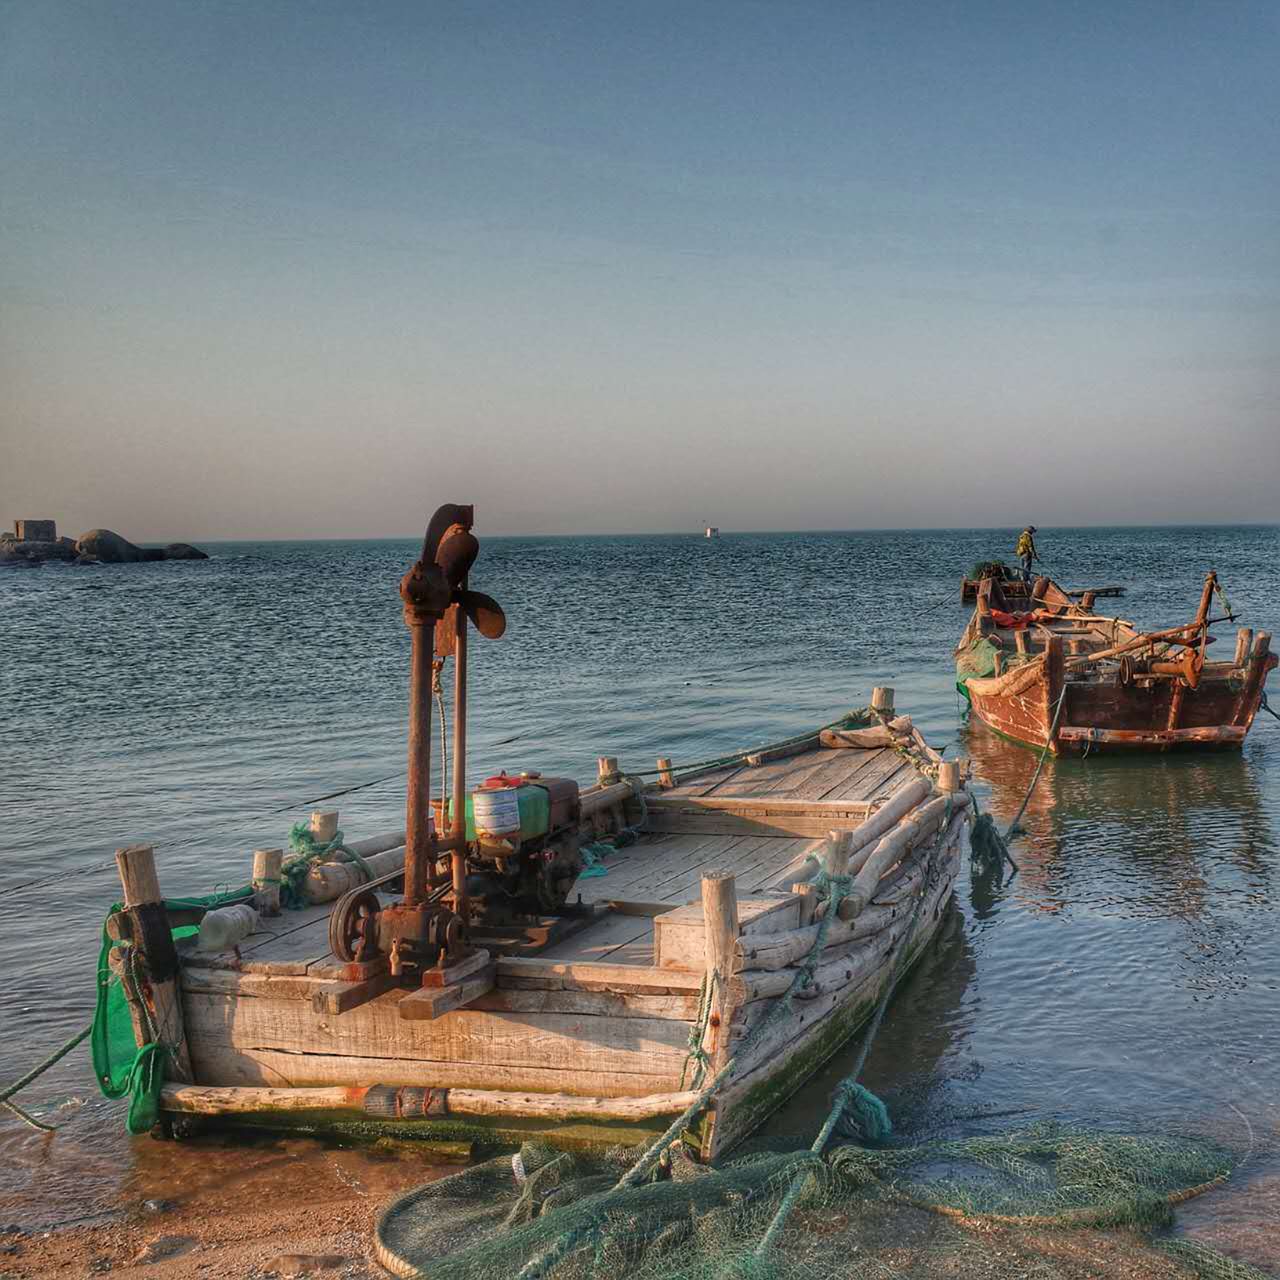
404;621;437;905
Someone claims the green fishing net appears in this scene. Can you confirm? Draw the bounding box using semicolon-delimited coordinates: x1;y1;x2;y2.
375;1124;1264;1280
92;887;252;1133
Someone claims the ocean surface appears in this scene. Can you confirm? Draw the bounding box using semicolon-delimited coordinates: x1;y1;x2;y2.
2;525;1279;1269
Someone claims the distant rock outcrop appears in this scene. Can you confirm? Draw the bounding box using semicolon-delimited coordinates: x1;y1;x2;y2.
76;528;147;563
1;520;208;567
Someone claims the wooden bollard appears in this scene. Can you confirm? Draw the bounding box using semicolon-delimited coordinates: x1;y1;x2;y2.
1014;629;1030;656
310;809;339;844
1080;591;1096;611
700;870;739;1072
252;848;283;916
1255;632;1272;660
656;757;675;789
1235;628;1254;666
937;761;961;793
792;882;819;927
826;829;853;878
871;687;894;718
596;756;620;786
115;844;193;1083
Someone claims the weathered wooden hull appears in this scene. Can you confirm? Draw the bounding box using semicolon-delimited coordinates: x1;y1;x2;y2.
961;652;1275;755
150;723;969;1159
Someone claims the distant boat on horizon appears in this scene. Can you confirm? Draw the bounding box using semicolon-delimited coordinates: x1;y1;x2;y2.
704;525;719;538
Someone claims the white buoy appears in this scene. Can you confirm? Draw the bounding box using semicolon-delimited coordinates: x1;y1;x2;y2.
197;903;260;953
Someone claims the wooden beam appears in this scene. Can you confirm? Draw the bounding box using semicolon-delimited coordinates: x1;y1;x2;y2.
160;1082;701;1122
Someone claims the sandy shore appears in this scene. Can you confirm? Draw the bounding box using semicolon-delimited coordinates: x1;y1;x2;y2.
0;1121;459;1280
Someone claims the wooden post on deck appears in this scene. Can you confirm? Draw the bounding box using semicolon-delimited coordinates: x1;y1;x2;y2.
252;848;283;917
1234;628;1254;666
656;757;675;789
115;844;193;1083
1234;632;1273;725
826;829;853;878
1014;629;1030;656
937;761;961;794
871;687;894;718
596;756;620;786
700;870;739;1072
310;809;339;844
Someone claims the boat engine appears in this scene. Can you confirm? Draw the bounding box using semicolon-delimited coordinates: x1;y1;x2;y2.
444;773;584;926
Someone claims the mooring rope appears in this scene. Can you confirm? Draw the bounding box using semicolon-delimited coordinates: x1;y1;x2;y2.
0;1021;92;1133
1004;684;1069;839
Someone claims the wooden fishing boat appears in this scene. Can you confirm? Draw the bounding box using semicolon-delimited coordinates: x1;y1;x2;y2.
955;571;1275;754
99;506;972;1161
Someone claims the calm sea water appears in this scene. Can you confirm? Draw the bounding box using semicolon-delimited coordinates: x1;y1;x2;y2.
2;525;1278;1267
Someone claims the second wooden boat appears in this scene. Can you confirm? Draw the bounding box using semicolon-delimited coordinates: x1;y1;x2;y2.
955;571;1275;753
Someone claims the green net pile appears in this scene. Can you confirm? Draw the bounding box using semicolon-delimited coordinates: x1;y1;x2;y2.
375;1123;1264;1280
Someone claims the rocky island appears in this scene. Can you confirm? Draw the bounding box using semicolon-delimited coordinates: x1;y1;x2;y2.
0;518;208;566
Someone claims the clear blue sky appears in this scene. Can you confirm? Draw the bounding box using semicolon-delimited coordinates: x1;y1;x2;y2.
2;1;1277;538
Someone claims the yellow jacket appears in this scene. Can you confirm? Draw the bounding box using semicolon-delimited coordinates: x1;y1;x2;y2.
1016;531;1035;558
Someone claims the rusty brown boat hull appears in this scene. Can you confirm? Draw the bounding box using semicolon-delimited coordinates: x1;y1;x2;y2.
956;575;1276;755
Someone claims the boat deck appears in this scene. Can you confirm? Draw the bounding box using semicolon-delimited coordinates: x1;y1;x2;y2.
185;740;917;979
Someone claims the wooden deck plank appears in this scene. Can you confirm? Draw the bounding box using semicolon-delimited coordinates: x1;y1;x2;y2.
669;763;750;798
865;761;918;804
703;753;815;798
576;832;728;902
821;748;905;802
786;748;881;801
622;834;758;901
809;746;894;801
540;911;653;964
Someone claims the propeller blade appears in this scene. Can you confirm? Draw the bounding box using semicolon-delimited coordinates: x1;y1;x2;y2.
460;590;507;639
420;504;474;564
436;526;479;589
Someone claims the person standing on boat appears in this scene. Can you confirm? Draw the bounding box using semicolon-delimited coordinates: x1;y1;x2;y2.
1016;526;1040;583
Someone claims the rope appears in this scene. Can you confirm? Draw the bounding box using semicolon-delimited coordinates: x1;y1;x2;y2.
282;823;375;907
433;660;449;824
577;777;649;878
626;709;873;782
753;797;954;1260
1260;691;1280;723
1005;683;1069;839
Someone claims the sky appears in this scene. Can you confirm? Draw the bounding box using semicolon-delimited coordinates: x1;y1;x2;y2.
1;0;1277;539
